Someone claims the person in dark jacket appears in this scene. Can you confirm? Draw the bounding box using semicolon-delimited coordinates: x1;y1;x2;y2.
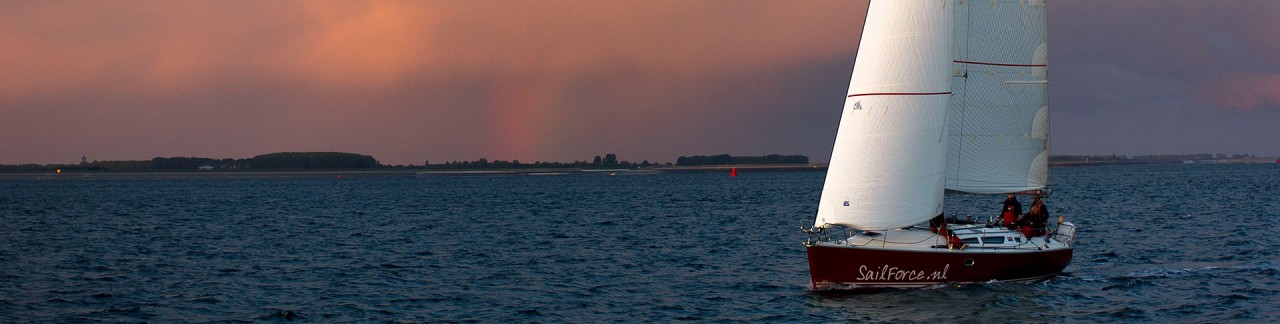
1021;195;1049;237
1001;194;1022;229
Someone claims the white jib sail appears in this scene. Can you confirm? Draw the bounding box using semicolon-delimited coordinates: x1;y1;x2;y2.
945;0;1049;194
815;0;953;230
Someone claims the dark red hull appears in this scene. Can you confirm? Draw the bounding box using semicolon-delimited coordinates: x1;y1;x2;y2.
806;245;1072;289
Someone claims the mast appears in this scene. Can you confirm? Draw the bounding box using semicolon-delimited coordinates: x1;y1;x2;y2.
945;0;1050;194
815;0;953;230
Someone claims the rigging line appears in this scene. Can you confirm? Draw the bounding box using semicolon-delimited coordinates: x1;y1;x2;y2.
868;232;940;245
847;92;952;98
953;60;1046;67
957;0;982;188
951;1;975;189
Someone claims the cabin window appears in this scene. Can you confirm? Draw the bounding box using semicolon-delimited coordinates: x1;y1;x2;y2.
960;237;979;244
981;236;1005;244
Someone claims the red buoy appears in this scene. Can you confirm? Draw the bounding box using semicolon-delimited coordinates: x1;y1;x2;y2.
731;167;737;177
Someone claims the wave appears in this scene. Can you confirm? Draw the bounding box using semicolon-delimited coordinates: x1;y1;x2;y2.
1124;261;1279;279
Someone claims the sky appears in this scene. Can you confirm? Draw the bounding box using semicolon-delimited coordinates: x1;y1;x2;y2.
2;0;1278;165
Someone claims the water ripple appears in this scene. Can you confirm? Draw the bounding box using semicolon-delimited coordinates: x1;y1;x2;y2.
1;164;1277;321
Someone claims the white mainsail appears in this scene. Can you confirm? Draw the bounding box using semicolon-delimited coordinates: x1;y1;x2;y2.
945;0;1049;194
814;0;953;230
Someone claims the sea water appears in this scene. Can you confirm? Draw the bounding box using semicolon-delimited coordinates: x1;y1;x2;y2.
1;164;1277;322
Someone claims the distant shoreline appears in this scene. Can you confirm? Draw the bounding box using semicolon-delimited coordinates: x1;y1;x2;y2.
1050;158;1277;167
3;159;1275;179
0;170;418;180
0;164;828;179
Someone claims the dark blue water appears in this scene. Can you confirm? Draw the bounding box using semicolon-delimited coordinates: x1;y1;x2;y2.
2;164;1277;322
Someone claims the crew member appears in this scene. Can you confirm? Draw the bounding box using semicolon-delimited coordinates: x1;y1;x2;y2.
929;213;947;234
929;213;963;248
1001;194;1022;229
1021;195;1049;237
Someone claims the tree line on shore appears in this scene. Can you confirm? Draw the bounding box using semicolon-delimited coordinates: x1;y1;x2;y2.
421;153;669;170
0;152;814;172
1049;153;1265;163
151;152;379;170
675;154;809;166
406;153;813;170
0;152;378;172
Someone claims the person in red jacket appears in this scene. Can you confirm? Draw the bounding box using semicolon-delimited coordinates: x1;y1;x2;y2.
1000;194;1022;229
928;213;964;248
1021;195;1049;237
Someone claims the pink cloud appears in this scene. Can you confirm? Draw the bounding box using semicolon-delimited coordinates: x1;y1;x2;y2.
1196;73;1280;112
0;1;868;100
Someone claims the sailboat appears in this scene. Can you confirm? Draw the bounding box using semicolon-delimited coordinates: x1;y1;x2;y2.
803;0;1076;289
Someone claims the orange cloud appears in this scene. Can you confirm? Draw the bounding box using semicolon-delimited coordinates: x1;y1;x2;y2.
2;1;864;95
0;0;868;163
419;1;864;77
282;2;438;89
1;2;303;97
